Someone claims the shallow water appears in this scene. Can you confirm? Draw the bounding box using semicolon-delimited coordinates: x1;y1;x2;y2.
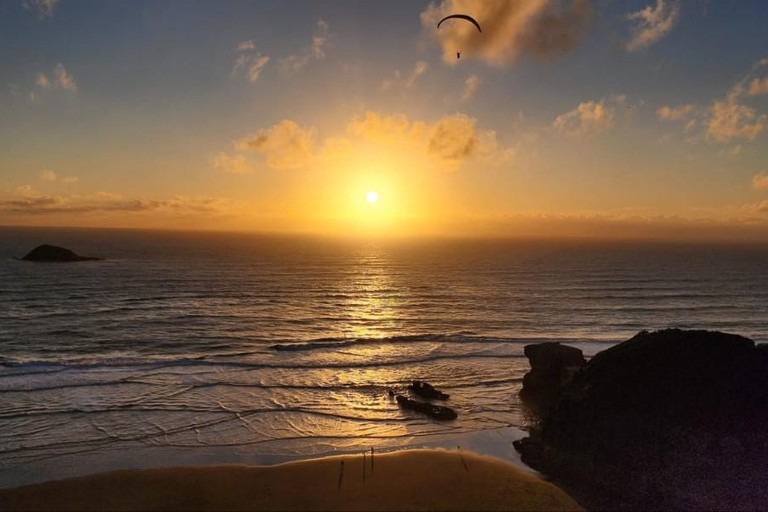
1;227;767;487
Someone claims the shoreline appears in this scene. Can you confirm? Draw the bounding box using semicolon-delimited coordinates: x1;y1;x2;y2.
0;448;582;511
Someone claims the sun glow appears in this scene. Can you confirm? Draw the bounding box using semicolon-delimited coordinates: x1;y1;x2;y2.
366;191;379;204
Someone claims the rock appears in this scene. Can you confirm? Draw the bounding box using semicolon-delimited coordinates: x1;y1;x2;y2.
20;245;103;262
396;395;457;421
514;329;768;510
409;380;450;400
520;342;585;413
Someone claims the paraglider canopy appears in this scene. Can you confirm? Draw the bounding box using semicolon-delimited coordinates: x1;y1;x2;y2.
437;14;482;59
437;14;482;33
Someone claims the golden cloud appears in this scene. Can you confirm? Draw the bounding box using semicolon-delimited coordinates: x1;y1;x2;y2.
421;0;592;66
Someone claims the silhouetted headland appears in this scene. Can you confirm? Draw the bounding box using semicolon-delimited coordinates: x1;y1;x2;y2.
19;245;103;262
515;329;768;510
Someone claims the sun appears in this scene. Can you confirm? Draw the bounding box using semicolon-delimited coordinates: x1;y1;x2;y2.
366;191;379;204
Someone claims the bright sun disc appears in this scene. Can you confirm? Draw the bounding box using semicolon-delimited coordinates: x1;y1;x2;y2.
366;191;379;203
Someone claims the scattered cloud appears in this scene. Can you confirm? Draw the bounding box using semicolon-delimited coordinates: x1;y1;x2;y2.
748;76;768;96
280;20;330;73
753;172;768;191
227;111;513;173
22;0;58;19
210;152;253;175
719;145;743;158
706;100;765;142
625;0;681;52
553;95;627;136
461;74;481;102
40;170;56;181
0;185;237;217
232;42;270;84
31;63;78;103
348;111;512;166
656;103;695;121
235;120;316;170
381;60;429;91
421;0;592;66
39;170;79;182
742;200;768;215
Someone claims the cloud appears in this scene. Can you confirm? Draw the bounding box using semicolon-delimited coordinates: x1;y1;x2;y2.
237;40;255;51
39;170;80;182
226;111;512;173
53;63;77;93
748;77;768;96
625;0;681;52
381;60;429;91
461;74;481;102
421;0;592;66
742;200;768;215
553;95;627;136
235;120;316;170
232;43;270;84
706;100;765;142
656;103;695;121
31;63;77;101
753;172;768;191
280;20;330;73
22;0;58;18
0;186;237;217
349;111;511;165
211;152;253;174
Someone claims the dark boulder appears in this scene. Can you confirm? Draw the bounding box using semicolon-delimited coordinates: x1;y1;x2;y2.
515;329;768;510
409;380;450;400
20;245;103;262
396;395;457;421
520;342;585;413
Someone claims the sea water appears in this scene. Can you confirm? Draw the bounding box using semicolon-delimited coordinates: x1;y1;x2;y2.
1;227;767;487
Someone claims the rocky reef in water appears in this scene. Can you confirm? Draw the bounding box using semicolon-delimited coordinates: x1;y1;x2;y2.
514;329;768;510
20;245;103;262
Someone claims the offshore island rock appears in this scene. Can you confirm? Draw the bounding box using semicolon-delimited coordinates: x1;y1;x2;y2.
20;244;103;262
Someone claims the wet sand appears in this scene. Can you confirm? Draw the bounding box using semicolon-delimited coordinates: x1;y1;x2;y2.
0;448;582;511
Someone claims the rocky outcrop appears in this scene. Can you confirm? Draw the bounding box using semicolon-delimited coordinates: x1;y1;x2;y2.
514;329;768;510
20;245;103;262
409;380;450;400
520;342;585;413
396;395;457;421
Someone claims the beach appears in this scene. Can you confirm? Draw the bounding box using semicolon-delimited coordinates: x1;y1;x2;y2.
0;448;582;511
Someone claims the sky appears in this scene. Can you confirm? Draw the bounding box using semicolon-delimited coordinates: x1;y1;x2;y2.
2;0;768;240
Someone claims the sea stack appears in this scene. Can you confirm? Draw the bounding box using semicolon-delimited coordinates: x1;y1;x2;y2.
20;244;103;262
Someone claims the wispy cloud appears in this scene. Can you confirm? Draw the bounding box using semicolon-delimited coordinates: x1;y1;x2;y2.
421;0;593;66
210;152;253;175
656;103;695;121
22;0;58;19
232;42;270;84
1;186;236;217
235;120;316;170
553;95;628;136
625;0;681;52
280;20;330;73
753;172;768;191
39;170;79;183
461;75;481;102
381;60;429;91
30;63;78;103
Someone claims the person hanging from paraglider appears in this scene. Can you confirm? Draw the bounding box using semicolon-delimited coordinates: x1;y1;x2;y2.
437;13;482;60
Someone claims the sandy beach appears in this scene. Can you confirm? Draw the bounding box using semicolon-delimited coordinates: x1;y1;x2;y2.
0;448;582;511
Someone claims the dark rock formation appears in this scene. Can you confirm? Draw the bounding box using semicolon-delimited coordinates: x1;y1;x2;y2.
514;329;768;510
396;395;457;421
409;380;450;400
20;245;103;262
520;342;585;413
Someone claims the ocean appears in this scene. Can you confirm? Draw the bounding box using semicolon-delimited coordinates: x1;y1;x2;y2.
1;227;767;487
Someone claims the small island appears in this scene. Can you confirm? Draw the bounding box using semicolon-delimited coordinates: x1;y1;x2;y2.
20;245;103;262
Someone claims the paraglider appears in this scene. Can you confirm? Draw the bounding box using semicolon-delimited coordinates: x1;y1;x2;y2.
437;14;482;59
